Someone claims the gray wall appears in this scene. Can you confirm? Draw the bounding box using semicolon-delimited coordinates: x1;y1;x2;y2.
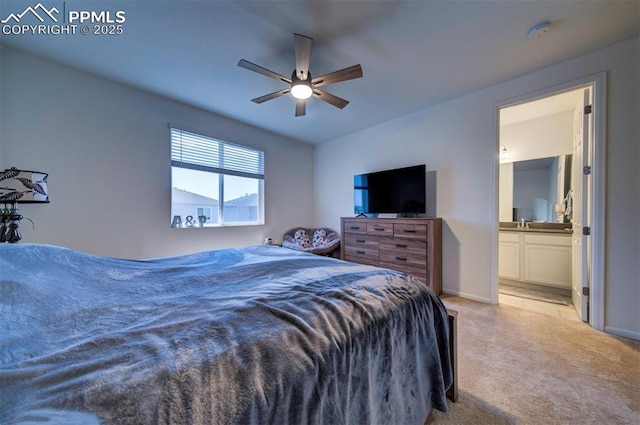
313;36;639;339
0;48;313;258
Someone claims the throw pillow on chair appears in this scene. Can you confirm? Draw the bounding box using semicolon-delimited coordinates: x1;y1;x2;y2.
282;227;340;256
312;229;328;247
294;229;311;248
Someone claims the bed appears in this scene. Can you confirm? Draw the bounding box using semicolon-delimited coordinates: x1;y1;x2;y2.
0;243;452;424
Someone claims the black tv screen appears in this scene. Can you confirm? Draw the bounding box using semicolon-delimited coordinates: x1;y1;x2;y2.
354;164;426;214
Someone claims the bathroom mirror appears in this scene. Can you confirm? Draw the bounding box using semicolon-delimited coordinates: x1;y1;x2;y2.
511;155;572;223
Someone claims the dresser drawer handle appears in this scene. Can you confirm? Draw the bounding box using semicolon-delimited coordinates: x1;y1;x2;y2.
395;244;407;248
373;227;385;231
350;226;361;230
395;256;407;261
402;229;417;233
356;250;366;255
356;239;366;243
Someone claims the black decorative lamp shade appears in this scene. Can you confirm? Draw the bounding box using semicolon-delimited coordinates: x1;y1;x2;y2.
0;167;49;243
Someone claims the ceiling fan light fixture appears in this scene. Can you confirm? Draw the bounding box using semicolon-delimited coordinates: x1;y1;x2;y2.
238;33;363;116
291;81;312;100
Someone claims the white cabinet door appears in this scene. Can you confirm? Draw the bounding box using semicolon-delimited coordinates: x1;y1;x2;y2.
498;232;520;280
523;234;572;288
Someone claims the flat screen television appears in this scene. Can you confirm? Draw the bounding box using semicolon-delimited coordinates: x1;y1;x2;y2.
354;164;426;215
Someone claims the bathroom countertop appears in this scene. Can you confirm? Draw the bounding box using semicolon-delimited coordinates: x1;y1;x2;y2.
499;227;573;234
499;222;573;234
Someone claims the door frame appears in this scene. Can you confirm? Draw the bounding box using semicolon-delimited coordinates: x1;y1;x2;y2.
492;72;606;331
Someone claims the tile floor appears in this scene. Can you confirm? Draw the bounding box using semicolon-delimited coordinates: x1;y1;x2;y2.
499;293;582;322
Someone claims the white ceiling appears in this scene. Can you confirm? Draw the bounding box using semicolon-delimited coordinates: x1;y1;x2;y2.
1;0;638;145
500;88;584;126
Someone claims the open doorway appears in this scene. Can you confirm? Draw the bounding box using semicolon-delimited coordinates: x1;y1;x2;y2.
495;74;606;330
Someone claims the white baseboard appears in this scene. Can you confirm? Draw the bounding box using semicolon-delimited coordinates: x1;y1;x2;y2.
604;326;640;341
442;288;493;304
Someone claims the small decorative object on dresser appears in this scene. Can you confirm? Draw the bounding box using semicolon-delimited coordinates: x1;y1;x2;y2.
340;217;443;294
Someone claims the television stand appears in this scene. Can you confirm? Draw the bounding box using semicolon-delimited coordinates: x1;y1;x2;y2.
340;217;442;294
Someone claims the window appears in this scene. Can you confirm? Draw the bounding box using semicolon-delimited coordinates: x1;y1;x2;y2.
170;128;264;227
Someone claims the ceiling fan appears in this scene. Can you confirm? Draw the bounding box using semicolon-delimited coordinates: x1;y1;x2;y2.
238;33;363;117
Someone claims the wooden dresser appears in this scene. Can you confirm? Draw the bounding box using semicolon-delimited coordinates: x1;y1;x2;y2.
340;217;443;294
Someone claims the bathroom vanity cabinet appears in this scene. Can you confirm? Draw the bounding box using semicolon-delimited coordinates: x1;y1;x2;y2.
499;230;572;289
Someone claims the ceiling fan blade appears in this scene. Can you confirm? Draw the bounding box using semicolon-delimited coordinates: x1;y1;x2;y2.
312;89;349;109
238;59;291;84
251;88;290;104
294;33;313;81
311;64;363;88
295;99;306;117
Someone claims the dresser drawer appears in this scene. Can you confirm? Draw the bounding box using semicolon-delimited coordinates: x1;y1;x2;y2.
379;261;427;283
343;219;367;234
367;222;393;236
345;245;379;262
345;255;379;267
345;234;379;250
380;252;427;269
394;223;427;239
379;238;426;257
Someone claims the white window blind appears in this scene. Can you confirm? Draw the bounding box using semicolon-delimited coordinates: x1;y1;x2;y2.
171;128;264;179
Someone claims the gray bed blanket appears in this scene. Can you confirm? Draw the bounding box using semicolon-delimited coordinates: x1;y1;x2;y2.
0;244;451;424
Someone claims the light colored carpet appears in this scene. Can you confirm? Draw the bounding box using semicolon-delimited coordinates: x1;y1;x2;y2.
499;284;569;305
428;390;516;424
428;296;640;425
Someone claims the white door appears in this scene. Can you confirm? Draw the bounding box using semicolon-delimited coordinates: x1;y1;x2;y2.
571;88;592;322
